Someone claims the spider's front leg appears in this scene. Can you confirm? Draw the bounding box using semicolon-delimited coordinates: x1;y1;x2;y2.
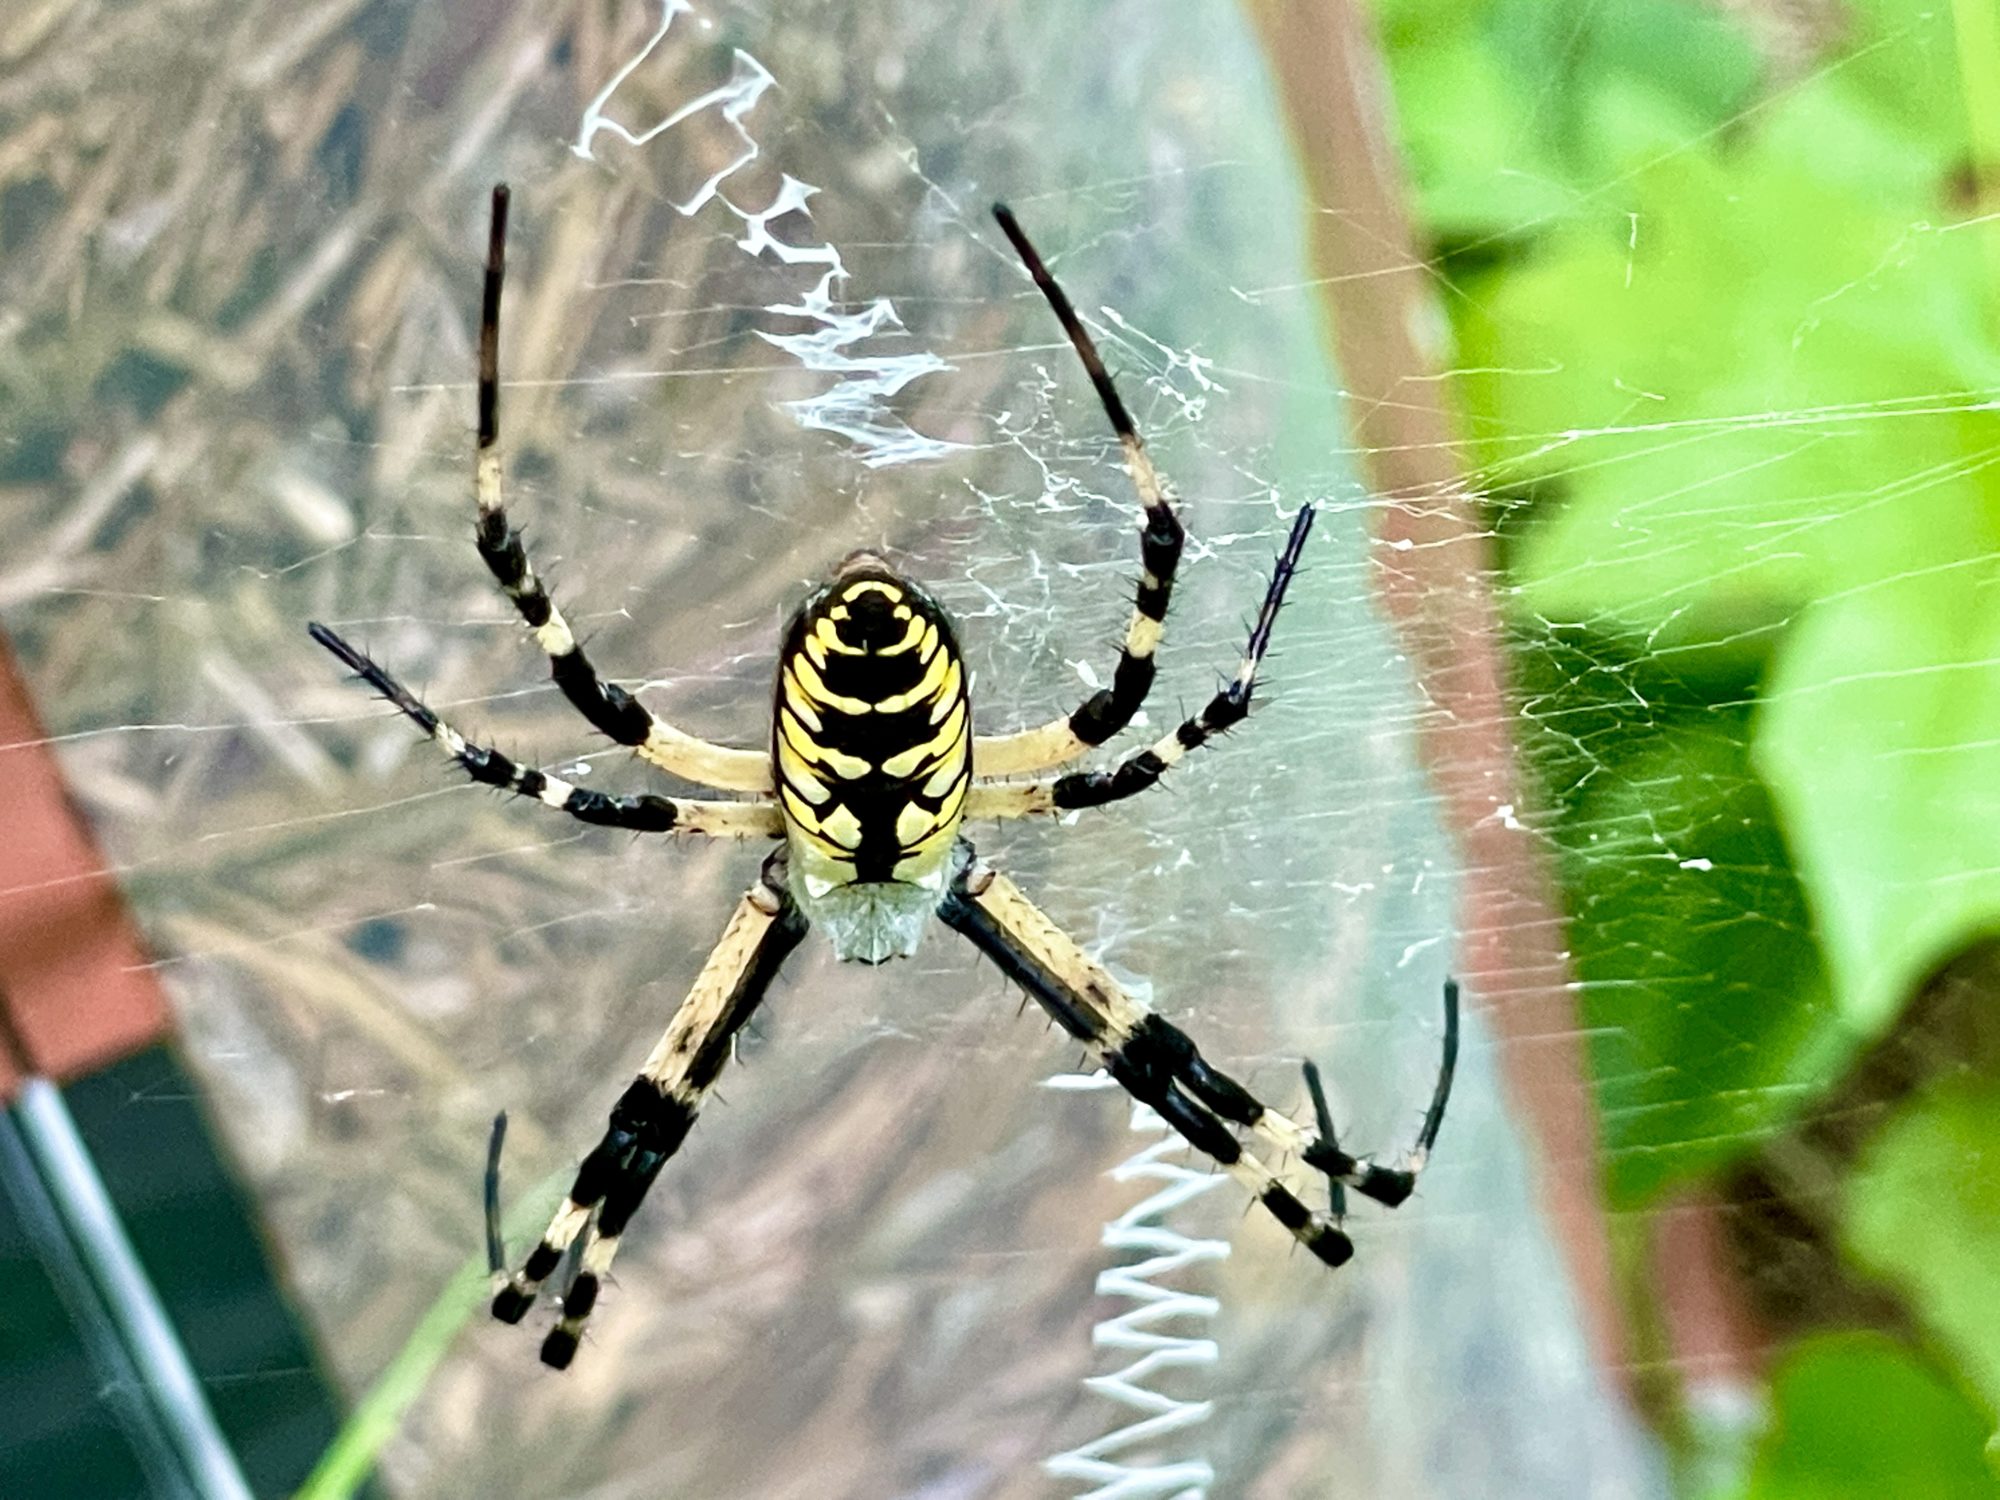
491;852;808;1368
965;503;1315;823
467;184;771;794
972;205;1186;778
308;624;781;839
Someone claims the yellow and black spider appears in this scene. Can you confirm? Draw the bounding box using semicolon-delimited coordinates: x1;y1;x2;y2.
310;186;1458;1370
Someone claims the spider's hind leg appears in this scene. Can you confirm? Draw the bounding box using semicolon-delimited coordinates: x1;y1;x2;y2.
489;856;808;1369
1292;978;1461;1211
1107;1027;1357;1269
940;853;1355;1268
1202;977;1459;1216
489;1083;681;1368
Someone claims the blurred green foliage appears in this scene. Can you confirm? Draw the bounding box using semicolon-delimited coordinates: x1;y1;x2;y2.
1848;1069;2000;1415
1741;1331;1996;1499
1375;0;2000;1488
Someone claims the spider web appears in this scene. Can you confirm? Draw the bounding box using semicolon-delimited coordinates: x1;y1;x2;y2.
11;0;1985;1496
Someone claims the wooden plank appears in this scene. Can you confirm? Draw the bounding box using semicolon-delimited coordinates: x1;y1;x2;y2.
0;633;170;1096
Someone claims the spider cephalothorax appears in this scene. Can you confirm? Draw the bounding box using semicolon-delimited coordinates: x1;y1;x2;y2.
774;554;972;961
310;186;1457;1370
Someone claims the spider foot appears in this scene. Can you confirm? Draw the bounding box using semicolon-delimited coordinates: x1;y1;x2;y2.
490;1234;565;1324
1241;1151;1354;1266
1304;1219;1355;1269
1296;977;1461;1212
1299;1069;1417;1209
539;1274;598;1369
540;1327;580;1370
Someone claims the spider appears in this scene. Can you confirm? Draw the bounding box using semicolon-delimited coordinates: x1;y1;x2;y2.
311;186;1459;1370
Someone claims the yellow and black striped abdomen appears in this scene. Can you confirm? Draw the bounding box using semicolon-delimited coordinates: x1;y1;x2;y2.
773;560;971;894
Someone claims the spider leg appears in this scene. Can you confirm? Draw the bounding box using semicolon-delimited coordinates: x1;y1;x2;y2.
470;184;771;794
1286;980;1459;1209
484;1111;509;1275
964;504;1314;820
972;204;1186;779
938;849;1355;1268
310;623;781;839
491;854;808;1369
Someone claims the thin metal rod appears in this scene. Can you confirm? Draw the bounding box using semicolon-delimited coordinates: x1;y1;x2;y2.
0;1104;195;1499
10;1077;253;1500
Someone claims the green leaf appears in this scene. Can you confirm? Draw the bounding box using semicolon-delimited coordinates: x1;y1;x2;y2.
1756;568;2000;1033
1742;1331;1999;1499
1389;35;1578;242
1836;0;1976;161
1450;38;2000;641
1515;627;1846;1205
1847;1067;2000;1418
1379;0;1758;248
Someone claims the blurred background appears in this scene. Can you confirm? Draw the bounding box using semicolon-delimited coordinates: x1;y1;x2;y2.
1;0;1995;1496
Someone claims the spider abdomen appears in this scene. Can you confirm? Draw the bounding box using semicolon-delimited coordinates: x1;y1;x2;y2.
773;556;972;959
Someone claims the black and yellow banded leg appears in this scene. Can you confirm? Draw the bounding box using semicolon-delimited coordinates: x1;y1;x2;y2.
470;184;772;794
964;504;1315;821
1261;981;1459;1211
491;856;809;1368
972;204;1187;779
938;853;1356;1268
309;623;781;839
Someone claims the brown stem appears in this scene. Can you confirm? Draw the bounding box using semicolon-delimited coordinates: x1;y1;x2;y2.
1649;1185;1770;1401
1240;0;1631;1391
